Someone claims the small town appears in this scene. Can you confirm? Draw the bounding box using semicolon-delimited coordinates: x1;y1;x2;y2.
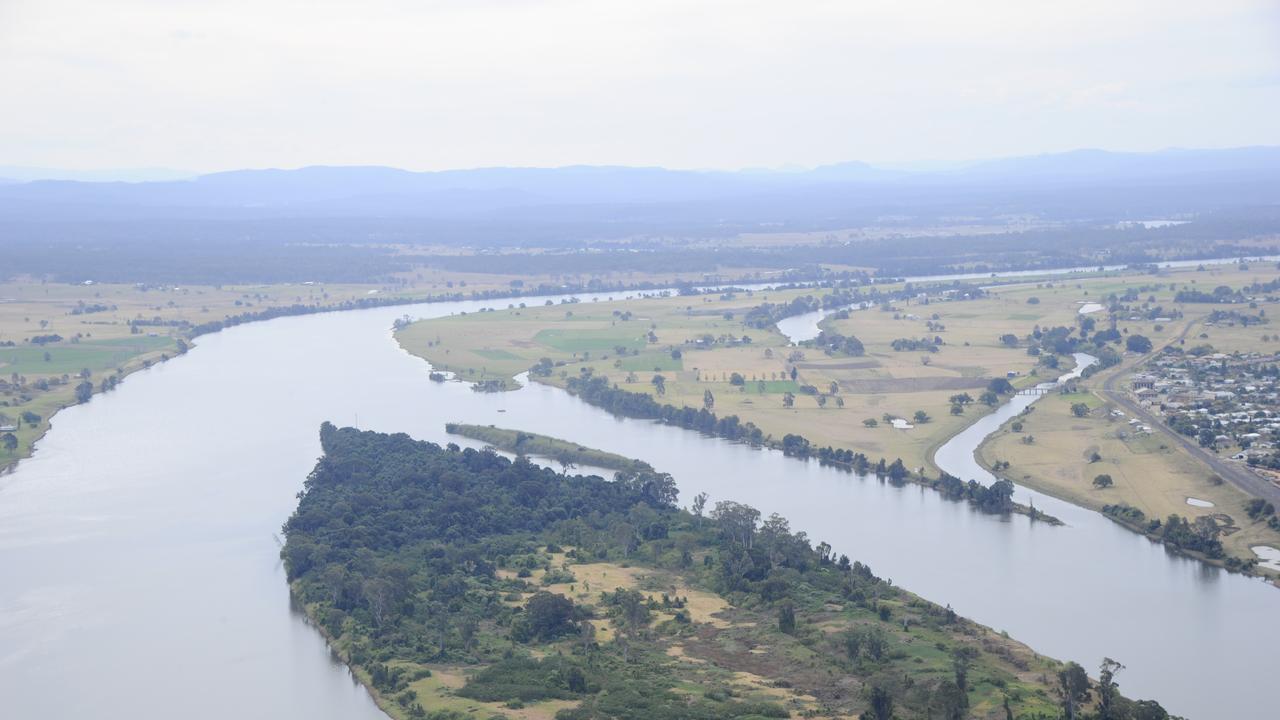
1130;345;1280;477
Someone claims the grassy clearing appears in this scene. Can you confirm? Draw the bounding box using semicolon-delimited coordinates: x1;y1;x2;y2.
979;389;1280;570
397;287;1047;472
397;262;1280;540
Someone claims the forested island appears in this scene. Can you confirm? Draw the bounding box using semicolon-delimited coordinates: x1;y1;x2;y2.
282;423;1174;720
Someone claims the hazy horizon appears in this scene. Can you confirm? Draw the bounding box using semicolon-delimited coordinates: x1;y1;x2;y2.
3;143;1279;184
3;0;1278;174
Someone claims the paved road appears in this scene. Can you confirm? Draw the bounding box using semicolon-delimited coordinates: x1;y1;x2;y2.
1097;322;1280;506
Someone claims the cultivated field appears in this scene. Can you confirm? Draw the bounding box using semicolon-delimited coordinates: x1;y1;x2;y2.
397;284;1069;473
397;262;1280;572
973;262;1280;569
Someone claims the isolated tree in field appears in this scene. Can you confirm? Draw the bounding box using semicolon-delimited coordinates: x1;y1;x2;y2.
756;379;766;394
835;396;845;408
650;374;666;395
829;381;839;395
1071;402;1090;417
1093;474;1113;488
1;433;16;454
913;410;930;424
789;366;798;381
782;392;795;408
980;390;1000;406
988;377;1014;395
1000;333;1019;347
949;393;973;405
729;372;745;386
816;395;827;408
1126;334;1153;353
703;389;715;411
863;418;878;428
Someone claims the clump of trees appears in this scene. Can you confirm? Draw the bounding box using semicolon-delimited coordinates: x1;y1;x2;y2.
933;473;1016;513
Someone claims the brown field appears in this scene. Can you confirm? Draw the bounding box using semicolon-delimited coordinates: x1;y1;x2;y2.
398;285;1077;472
398;261;1280;573
979;391;1280;570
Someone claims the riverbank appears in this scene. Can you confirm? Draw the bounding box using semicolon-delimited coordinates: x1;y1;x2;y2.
973;326;1280;583
975;400;1280;585
8;283;1280;718
445;422;655;473
395;283;1063;477
1;272;782;473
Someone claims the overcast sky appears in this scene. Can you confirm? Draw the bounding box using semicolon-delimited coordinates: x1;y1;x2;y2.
2;0;1278;173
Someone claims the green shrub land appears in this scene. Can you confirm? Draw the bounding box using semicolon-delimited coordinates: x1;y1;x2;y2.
282;424;1174;720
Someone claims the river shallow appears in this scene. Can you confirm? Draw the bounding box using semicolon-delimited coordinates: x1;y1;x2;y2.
1;294;1276;719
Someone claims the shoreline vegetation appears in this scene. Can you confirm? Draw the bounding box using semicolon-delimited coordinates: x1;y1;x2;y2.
1;271;810;474
977;440;1278;584
555;372;1062;526
393;263;1280;579
444;423;654;474
283;424;1176;720
971;324;1280;584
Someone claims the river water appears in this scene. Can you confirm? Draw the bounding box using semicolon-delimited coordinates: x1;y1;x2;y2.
1;293;1276;719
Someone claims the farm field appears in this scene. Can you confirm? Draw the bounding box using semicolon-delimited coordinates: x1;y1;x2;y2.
397;283;1068;473
974;262;1280;571
978;389;1280;567
398;262;1280;576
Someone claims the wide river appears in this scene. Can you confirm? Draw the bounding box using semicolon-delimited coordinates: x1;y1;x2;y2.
1;291;1276;719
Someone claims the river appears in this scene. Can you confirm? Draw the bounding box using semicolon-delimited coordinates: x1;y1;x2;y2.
1;293;1276;719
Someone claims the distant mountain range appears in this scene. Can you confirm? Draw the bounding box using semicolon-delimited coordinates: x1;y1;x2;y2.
0;165;193;183
0;146;1277;232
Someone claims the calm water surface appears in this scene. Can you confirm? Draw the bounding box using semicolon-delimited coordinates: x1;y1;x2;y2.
1;294;1276;719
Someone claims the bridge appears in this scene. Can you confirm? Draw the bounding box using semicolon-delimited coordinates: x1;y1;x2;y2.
1016;387;1052;396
